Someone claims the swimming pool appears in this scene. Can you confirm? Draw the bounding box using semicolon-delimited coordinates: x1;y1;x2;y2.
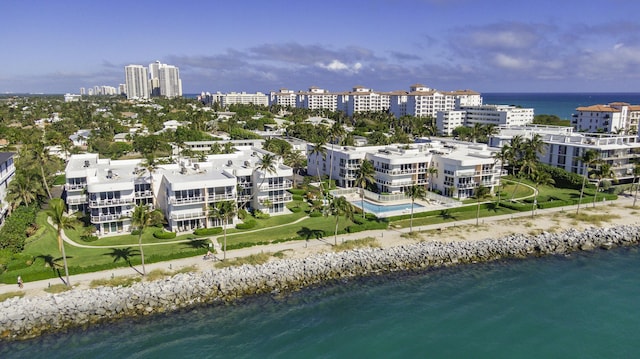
351;200;425;214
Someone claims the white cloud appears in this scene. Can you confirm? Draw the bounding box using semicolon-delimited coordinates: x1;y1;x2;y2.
317;60;363;74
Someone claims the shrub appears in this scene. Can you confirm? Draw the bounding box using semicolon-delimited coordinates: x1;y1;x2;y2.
236;219;257;230
194;227;223;236
237;208;248;220
292;194;304;201
153;230;176;239
80;235;99;242
289;206;302;213
309;211;323;217
254;210;270;219
289;188;306;196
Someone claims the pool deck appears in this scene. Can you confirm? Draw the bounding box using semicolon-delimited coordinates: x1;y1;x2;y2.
347;194;454;218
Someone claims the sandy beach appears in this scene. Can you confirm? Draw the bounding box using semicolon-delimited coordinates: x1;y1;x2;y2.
2;196;638;299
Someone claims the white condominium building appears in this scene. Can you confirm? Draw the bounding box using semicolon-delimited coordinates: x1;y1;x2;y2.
0;152;15;226
437;105;534;135
390;85;483;118
124;65;150;99
308;141;502;200
65;147;293;236
571;102;640;134
296;87;338;111
269;89;298;108
339;86;391;117
203;92;269;107
490;125;640;183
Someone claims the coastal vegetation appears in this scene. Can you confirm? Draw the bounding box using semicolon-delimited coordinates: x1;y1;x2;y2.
0;96;624;287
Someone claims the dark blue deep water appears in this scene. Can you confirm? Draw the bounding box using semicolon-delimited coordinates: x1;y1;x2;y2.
3;247;640;358
483;92;640;120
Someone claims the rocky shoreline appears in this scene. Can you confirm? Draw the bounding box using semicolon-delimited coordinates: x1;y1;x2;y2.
1;225;639;341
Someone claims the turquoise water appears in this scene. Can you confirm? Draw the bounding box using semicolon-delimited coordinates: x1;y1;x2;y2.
351;200;424;214
483;92;640;120
3;246;640;358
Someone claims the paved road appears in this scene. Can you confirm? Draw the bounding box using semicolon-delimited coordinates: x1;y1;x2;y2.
1;195;634;298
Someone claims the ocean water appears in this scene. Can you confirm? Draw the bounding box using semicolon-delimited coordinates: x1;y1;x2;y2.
3;246;640;358
483;92;640;120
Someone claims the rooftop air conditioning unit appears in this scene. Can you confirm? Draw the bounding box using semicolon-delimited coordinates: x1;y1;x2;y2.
84;160;90;168
107;169;113;179
227;160;233;166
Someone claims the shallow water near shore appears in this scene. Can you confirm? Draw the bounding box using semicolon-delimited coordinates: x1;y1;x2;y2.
3;246;640;358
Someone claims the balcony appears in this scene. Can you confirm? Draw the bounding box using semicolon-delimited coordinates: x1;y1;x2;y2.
208;193;236;202
259;194;293;204
65;183;87;191
135;190;153;198
169;196;205;205
457;182;477;189
67;197;87;205
259;180;293;191
89;197;135;207
170;211;207;220
91;214;127;223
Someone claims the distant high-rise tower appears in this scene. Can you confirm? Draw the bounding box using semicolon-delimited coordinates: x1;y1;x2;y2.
148;61;182;98
149;61;162;96
158;64;182;98
124;65;150;99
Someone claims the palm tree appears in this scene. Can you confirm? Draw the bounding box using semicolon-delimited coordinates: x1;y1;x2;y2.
309;140;327;194
591;162;616;207
327;196;354;245
405;184;426;233
327;122;345;190
427;166;438;192
576;149;600;214
46;198;79;287
255;153;278;211
354;159;376;218
284;150;306;188
210;200;237;261
633;163;640;207
474;185;491;226
130;204;164;276
6;172;44;208
493;144;511;205
31;141;54;199
530;169;555;218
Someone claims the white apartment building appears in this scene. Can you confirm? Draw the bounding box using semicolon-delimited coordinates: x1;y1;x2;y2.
339;86;391;117
571;102;640;134
308;141;502;200
390;85;483;118
205;92;269;107
0;152;15;226
269;89;298;108
65;147;293;236
436;105;534;135
124;65;150;99
158;64;182;98
296;87;338;111
490;125;640;183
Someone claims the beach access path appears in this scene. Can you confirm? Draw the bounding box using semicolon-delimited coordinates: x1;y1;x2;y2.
2;195;638;298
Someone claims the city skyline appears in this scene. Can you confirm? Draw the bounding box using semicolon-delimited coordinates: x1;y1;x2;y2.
2;0;640;94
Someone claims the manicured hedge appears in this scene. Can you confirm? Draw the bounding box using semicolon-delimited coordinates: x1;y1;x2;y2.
153;230;177;239
236;219;257;230
194;227;223;236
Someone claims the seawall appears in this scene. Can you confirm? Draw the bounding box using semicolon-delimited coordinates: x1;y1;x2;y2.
1;225;639;341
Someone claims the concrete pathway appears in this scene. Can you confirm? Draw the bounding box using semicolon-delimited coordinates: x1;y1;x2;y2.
1;194;634;298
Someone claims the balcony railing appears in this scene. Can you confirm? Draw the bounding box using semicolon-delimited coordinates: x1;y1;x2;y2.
169;196;205;205
208;193;236;202
67;197;87;205
65;183;87;191
135;190;153;198
258;194;293;204
91;214;127;223
259;180;293;191
170;211;207;220
89;197;135;207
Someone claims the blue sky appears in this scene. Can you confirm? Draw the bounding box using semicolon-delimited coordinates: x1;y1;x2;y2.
2;0;640;94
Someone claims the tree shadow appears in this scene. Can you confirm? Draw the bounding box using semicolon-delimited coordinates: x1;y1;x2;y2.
297;227;325;247
438;209;458;221
104;247;143;275
486;202;502;213
182;238;209;250
35;254;70;286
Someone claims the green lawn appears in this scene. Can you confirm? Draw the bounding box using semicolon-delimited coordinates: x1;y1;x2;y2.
0;183;618;284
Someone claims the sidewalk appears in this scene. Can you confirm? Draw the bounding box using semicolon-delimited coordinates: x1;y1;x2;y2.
1;195;635;298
